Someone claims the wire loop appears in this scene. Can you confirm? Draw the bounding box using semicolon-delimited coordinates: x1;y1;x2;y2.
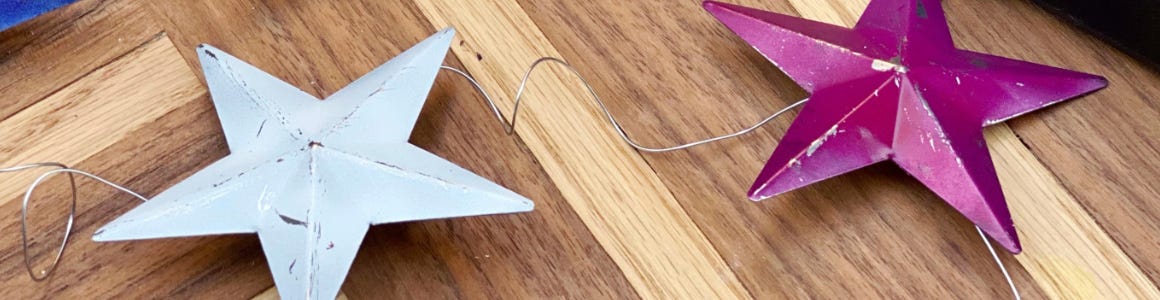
2;163;76;281
440;58;809;153
1;164;147;281
0;57;1017;300
438;58;1020;299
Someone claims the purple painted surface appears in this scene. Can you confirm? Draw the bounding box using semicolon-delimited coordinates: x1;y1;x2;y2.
705;0;1108;253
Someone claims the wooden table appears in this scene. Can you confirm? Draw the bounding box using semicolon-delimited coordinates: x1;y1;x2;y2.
2;0;1158;298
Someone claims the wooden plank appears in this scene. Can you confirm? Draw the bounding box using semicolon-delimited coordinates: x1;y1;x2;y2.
2;0;1155;297
730;0;1160;297
516;0;1047;297
782;1;1158;297
944;0;1160;288
988;125;1159;298
146;1;638;298
0;99;279;299
0;36;196;208
411;1;753;299
0;36;282;298
0;0;161;121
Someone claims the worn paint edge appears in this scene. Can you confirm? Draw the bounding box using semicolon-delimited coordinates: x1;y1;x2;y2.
782;0;1160;297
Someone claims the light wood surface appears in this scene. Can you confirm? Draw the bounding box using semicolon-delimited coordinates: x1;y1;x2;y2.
2;0;1158;299
785;2;1157;297
414;1;750;299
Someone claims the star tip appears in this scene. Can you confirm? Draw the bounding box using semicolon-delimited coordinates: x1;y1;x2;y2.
1000;239;1023;254
91;228;111;242
196;43;218;52
746;176;786;201
701;0;726;11
989;229;1022;254
196;45;222;63
518;199;535;211
1094;75;1110;88
746;188;776;202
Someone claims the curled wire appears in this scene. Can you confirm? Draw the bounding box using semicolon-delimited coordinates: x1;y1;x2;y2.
438;58;1019;299
0;163;147;281
2;56;1018;300
977;226;1021;300
1;163;75;281
440;58;809;153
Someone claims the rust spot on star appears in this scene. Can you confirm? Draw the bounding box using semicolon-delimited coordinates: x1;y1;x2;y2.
203;49;217;59
915;0;928;19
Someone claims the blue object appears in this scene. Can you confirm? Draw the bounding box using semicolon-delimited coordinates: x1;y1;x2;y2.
1;0;78;31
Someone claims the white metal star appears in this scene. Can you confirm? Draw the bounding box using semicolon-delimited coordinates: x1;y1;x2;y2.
93;28;534;300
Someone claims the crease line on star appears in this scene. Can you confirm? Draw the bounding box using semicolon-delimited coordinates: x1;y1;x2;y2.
319;66;415;137
896;79;1019;251
752;74;899;196
318;146;528;205
121;151;299;226
706;2;885;70
202;46;309;139
91;148;307;242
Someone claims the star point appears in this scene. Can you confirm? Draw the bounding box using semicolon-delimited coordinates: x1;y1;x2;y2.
94;28;534;299
706;0;1107;253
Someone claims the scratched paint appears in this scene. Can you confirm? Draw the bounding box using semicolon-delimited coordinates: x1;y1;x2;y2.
705;0;1107;253
92;28;533;300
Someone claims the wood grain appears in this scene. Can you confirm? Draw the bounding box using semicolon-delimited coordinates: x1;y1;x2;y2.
0;35;281;298
0;0;161;121
1;0;1159;298
147;1;639;299
945;0;1160;286
784;1;1157;297
413;1;751;299
988;125;1157;298
0;36;199;208
519;0;1046;297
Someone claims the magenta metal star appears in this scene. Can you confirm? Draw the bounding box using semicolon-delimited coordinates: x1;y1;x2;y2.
704;0;1107;253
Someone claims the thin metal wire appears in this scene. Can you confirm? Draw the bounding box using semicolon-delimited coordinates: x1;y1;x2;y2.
439;58;1021;299
2;58;1020;299
977;226;1021;300
1;163;147;281
440;58;809;153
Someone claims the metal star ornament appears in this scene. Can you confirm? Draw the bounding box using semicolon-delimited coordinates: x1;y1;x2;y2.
92;28;534;299
704;0;1107;253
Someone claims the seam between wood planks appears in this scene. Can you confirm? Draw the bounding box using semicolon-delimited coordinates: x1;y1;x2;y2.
411;1;753;299
1;32;166;124
782;0;1160;297
0;34;202;208
988;125;1160;299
